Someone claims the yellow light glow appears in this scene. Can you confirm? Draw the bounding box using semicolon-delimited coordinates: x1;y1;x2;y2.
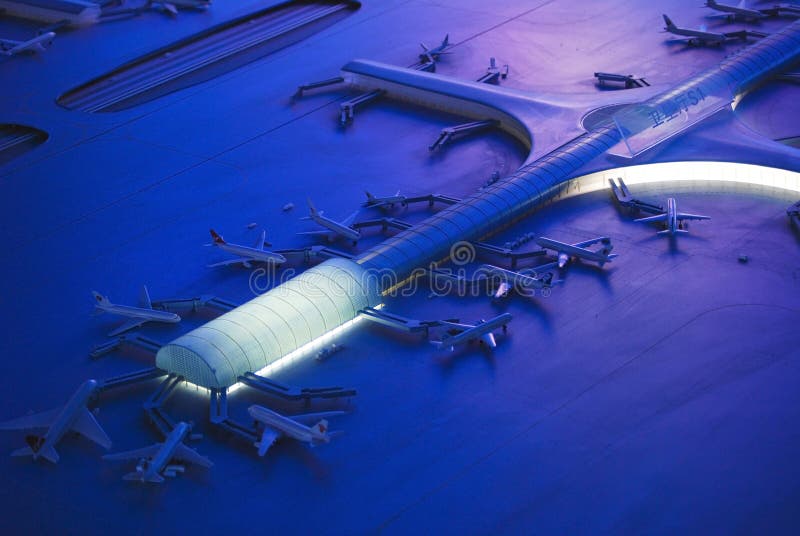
553;161;800;201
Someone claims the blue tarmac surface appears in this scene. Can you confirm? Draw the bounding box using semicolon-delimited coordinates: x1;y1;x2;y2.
1;0;799;533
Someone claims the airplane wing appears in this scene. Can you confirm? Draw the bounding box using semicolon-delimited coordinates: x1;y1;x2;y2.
103;444;160;461
255;427;282;457
0;39;20;52
208;258;251;268
537;237;603;259
572;237;610;249
290;411;346;426
296;230;331;236
174;444;213;468
0;408;59;431
342;210;360;227
634;213;668;223
72;408;112;449
676;212;711;221
108;318;146;337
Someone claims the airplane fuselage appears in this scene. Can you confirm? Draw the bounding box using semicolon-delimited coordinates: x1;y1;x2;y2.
138;422;191;481
0;32;55;55
97;302;180;323
663;15;727;45
707;1;765;20
483;265;548;297
365;195;407;208
312;213;360;243
666;197;679;233
535;237;617;267
440;313;512;349
248;405;328;445
34;380;98;460
215;242;286;264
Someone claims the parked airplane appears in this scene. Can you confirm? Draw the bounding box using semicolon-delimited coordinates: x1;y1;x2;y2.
248;405;345;457
0;380;111;463
0;32;55;56
298;198;361;244
363;191;407;210
92;286;181;337
705;0;766;21
419;34;450;61
535;236;618;268
635;197;711;235
480;264;555;300
103;422;212;483
662;14;729;45
207;229;286;268
431;313;513;352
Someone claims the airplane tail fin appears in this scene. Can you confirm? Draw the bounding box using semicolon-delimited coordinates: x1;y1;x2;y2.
663;14;677;31
311;419;329;437
365;191;375;202
307;198;320;217
441;34;449;47
92;291;111;309
209;229;225;245
13;436;59;463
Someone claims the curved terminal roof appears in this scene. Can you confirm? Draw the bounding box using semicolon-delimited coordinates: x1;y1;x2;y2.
160;20;800;389
156;258;381;389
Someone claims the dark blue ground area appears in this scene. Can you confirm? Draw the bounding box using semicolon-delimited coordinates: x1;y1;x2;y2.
1;0;799;533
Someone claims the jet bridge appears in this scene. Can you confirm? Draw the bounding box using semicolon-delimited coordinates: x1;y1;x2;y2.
208;373;356;442
594;72;650;89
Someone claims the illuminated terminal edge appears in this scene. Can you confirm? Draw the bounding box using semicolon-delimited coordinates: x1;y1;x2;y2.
610;81;734;158
552;161;800;201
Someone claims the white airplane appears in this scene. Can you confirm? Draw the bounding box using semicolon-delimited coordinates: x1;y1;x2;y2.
419;34;450;61
535;236;618;268
298;198;361;245
0;32;55;56
103;422;212;483
363;191;407;210
0;380;111;463
662;14;729;45
431;312;513;352
480;264;555;300
207;229;286;268
635;197;711;235
247;405;345;457
92;286;181;337
705;0;766;21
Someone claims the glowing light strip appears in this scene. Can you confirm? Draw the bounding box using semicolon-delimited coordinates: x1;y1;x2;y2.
172;303;386;396
553;161;800;201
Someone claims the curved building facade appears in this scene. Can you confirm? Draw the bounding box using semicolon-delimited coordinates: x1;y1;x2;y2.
157;258;381;389
157;21;800;389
